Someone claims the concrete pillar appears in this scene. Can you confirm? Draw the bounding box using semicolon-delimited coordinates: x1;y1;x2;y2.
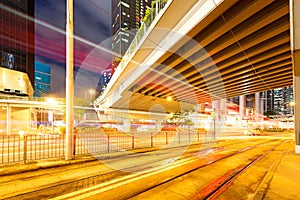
123;118;131;132
255;92;260;121
156;120;162;131
260;95;264;117
291;0;300;153
239;95;245;119
196;103;205;113
264;91;268;114
220;99;227;117
6;103;11;135
212;100;220;111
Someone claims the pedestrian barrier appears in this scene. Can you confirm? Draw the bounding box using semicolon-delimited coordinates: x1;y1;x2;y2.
0;129;207;164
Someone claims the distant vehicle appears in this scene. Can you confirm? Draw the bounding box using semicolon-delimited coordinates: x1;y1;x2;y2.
76;121;101;127
75;120;123;128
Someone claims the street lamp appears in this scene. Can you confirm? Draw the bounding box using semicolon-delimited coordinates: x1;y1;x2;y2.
86;88;96;100
166;96;172;101
85;89;96;107
46;97;58;104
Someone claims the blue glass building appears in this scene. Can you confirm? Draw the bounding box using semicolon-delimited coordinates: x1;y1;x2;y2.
34;62;51;97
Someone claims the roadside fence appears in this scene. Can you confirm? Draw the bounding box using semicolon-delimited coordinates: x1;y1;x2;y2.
0;129;207;164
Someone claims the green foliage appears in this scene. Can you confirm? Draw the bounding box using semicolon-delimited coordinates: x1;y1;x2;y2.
73;96;94;121
263;127;285;132
264;110;277;117
59;126;66;134
169;110;194;126
142;8;152;23
184;119;194;126
143;0;168;24
114;57;121;62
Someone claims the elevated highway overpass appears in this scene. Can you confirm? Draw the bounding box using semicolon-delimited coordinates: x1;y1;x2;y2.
94;0;300;152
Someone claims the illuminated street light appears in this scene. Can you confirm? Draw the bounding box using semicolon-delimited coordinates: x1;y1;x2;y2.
89;88;95;95
85;88;96;100
46;97;57;105
166;96;172;101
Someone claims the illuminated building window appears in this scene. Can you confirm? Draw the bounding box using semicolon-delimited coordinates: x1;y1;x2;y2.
121;2;130;8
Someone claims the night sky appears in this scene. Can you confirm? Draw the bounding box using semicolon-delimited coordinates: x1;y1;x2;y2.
35;0;112;97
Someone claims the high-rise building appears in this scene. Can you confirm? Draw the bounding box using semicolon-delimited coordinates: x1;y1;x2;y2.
111;0;152;72
0;0;35;97
99;68;112;93
34;62;51;97
236;87;294;117
273;86;293;115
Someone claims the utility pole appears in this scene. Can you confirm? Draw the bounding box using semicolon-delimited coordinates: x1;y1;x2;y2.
65;0;74;160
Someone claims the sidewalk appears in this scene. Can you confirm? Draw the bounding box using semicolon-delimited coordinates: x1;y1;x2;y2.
0;155;96;176
261;140;300;199
0;145;163;176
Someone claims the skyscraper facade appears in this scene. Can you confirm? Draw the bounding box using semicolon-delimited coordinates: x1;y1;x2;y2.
273;86;294;115
99;68;112;93
0;0;34;97
238;87;294;117
111;0;152;72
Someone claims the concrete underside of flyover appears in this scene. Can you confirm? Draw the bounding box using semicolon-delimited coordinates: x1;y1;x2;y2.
95;0;300;153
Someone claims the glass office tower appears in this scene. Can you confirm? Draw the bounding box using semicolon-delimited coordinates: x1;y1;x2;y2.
0;0;35;97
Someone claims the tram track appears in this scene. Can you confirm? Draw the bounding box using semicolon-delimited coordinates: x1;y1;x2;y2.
213;139;293;200
49;138;287;200
0;139;233;199
189;140;292;200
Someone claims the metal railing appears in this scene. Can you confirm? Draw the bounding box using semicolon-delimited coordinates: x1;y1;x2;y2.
0;134;65;164
121;0;169;69
0;128;208;164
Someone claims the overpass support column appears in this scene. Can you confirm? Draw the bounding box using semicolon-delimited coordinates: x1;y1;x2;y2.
123;119;131;133
255;92;260;121
291;0;300;153
6;103;11;135
212;100;220;113
196;104;206;114
239;95;245;120
260;94;264;117
156;120;162;132
220;99;227;119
